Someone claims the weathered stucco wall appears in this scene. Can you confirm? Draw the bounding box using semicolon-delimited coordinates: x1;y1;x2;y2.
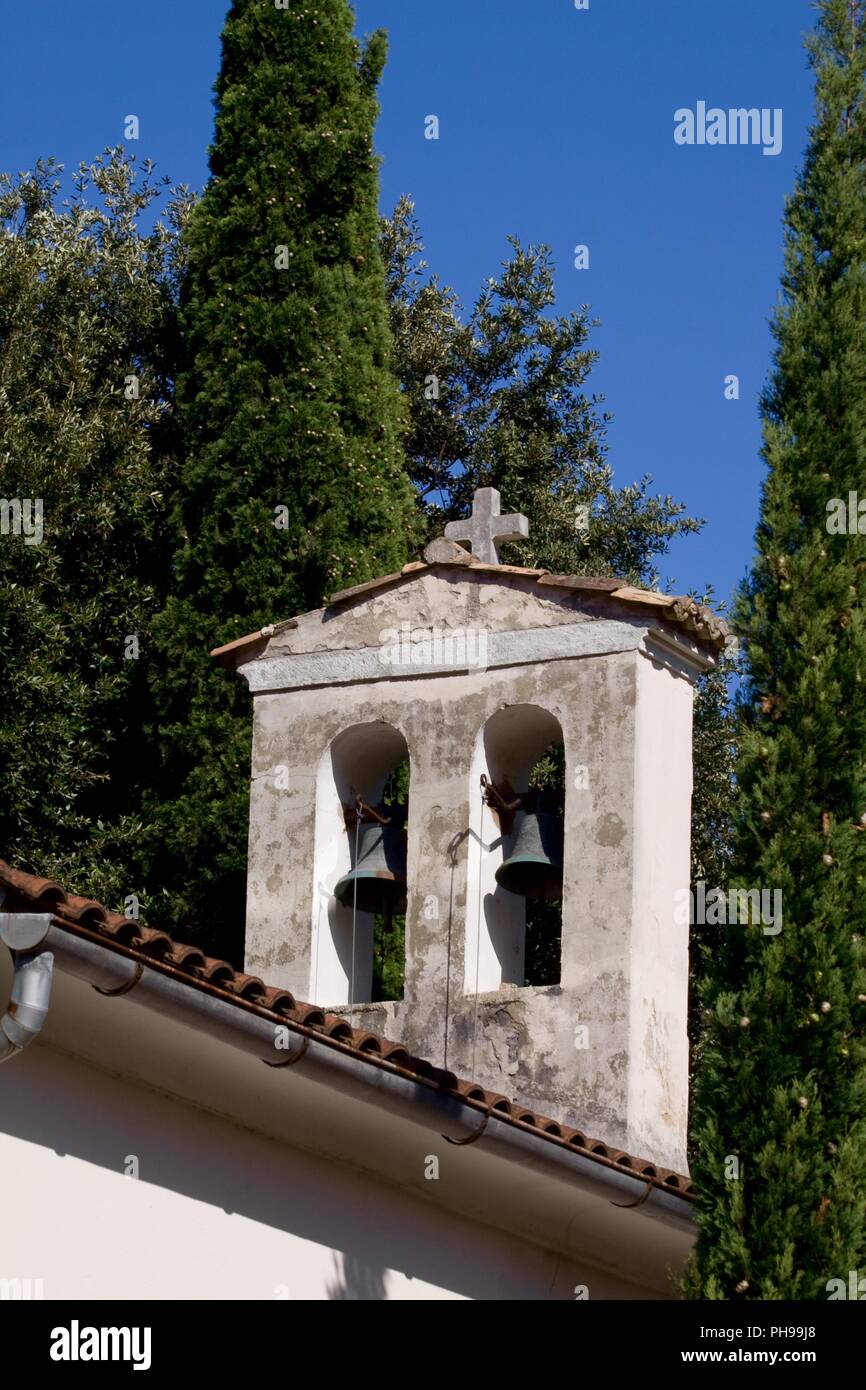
241;570;706;1172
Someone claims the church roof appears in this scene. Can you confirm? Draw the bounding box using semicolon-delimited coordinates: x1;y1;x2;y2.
211;558;728;669
0;858;694;1204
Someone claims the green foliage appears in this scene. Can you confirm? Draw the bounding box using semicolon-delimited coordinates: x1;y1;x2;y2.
370;759;408;1001
0;6;737;1024
691;623;739;889
146;0;420;955
524;744;565;987
528;742;566;795
0;150;190;912
372;913;405;1002
688;0;866;1300
381;195;701;584
688;616;740;1078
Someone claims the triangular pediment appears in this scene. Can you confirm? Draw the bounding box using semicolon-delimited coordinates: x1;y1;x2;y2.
212;559;725;689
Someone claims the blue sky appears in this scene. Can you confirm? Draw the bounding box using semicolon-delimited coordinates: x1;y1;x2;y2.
1;0;818;606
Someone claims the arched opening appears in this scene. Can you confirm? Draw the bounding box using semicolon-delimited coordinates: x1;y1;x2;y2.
370;756;409;1003
465;705;564;993
523;742;565;988
311;722;410;1007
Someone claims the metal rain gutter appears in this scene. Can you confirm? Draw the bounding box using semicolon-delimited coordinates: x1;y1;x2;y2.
0;915;694;1231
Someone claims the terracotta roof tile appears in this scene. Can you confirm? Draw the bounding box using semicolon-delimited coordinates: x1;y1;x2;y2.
259;985;298;1015
209;620;297;665
196;958;236;987
322;1018;354;1043
0;859;694;1202
537;575;624;593
101;922;139;948
166;944;207;971
0;863;67;902
134;927;173;957
228;971;267;1002
291;1002;327;1028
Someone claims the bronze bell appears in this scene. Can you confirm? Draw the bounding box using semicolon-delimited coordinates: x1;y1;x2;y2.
334;809;407;916
495;792;564;901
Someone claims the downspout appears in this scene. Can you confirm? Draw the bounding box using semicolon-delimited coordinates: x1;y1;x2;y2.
0;902;55;1065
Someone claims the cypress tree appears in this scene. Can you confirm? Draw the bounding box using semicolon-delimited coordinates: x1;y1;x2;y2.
148;0;418;951
688;0;866;1299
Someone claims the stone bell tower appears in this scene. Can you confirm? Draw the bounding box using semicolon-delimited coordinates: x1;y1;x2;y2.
213;490;725;1171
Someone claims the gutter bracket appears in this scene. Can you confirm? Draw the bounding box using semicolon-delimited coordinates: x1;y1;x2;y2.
93;961;144;997
263;1035;309;1068
610;1179;654;1210
443;1103;491;1146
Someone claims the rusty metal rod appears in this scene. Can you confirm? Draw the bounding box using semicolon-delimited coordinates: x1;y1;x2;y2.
480;774;522;813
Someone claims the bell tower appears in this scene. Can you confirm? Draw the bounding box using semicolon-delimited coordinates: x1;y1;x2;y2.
214;491;725;1171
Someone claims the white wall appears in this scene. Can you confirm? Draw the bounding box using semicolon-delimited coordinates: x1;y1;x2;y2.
465;724;524;992
630;651;694;1170
0;1042;655;1301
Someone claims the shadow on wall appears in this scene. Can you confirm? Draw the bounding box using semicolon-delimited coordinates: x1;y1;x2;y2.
0;1045;430;1298
0;1039;591;1300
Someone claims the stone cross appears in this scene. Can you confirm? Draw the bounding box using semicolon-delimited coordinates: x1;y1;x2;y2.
443;487;529;565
